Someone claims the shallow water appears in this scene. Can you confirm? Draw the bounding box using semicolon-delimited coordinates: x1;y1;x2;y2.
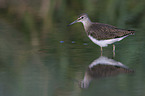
0;18;145;96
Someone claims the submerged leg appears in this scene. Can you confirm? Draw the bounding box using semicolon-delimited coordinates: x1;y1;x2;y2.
113;44;115;57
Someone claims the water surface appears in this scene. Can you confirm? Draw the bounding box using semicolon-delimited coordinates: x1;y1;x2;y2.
0;18;145;96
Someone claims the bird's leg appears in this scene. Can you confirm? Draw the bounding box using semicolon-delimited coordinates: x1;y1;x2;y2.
113;44;115;57
101;47;103;56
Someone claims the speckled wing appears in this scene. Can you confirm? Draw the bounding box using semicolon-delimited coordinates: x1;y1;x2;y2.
87;23;135;40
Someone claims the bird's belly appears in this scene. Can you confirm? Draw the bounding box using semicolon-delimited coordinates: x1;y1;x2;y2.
88;35;127;47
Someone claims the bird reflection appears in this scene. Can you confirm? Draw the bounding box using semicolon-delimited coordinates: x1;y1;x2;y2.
80;56;134;88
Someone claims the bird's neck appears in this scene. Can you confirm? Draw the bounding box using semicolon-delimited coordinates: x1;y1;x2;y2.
81;18;92;31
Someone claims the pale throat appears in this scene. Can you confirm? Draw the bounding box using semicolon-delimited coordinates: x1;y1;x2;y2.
81;18;92;31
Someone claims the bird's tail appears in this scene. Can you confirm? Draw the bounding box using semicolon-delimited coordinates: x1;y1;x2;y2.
128;30;135;35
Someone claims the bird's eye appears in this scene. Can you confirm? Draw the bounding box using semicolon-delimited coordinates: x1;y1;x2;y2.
81;17;84;19
78;16;84;20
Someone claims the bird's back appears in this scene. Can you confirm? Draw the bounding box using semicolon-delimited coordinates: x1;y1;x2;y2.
86;23;135;40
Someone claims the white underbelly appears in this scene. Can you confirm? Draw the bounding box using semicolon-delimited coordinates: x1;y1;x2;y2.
88;35;127;47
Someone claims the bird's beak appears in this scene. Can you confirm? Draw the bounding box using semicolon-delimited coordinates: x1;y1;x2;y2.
67;20;78;26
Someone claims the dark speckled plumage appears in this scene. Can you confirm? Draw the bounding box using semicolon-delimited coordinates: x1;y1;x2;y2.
87;23;135;40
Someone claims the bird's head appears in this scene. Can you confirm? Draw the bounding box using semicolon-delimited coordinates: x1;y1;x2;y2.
68;13;89;26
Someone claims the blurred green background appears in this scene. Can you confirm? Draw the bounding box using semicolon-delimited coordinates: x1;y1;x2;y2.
0;0;145;47
0;0;145;96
